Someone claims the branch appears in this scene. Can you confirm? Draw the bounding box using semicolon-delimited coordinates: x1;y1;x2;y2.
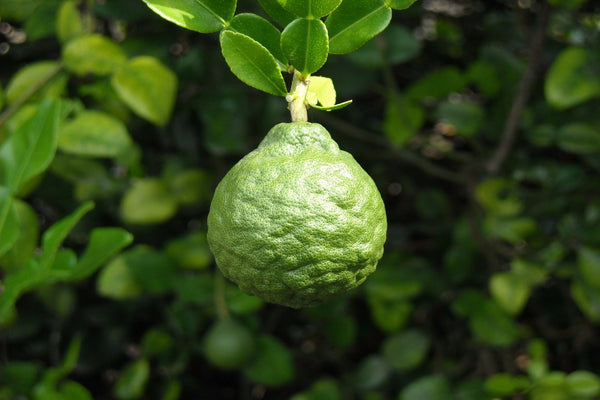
486;3;550;174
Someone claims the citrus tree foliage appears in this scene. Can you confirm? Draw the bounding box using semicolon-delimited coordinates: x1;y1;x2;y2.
1;0;600;399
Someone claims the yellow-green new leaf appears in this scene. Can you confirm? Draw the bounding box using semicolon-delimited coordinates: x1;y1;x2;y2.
111;56;178;126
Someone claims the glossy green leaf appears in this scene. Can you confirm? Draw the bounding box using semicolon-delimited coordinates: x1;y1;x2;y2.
388;0;419;10
399;375;453;400
277;0;342;18
578;247;600;288
244;335;295;387
281;18;328;75
165;231;212;269
120;178;178;225
219;30;287;96
0;187;19;257
489;272;531;315
97;255;143;300
5;61;66;105
326;0;392;54
436;100;484;137
382;329;430;371
545;47;600;109
230;13;287;66
111;56;177;126
383;94;424;146
63;34;127;76
556;123;600;155
566;371;600;397
141;0;236;33
0;98;60;194
257;0;296;27
0;199;39;271
56;1;84;43
58;111;132;158
113;359;150;400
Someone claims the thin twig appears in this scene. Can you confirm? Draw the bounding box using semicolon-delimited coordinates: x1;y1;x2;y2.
0;62;65;128
486;3;550;174
315;113;467;184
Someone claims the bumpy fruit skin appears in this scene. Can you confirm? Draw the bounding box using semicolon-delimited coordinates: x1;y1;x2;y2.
207;122;387;308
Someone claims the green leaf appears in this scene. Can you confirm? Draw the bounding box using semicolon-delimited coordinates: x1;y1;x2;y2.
166;169;212;206
0;361;41;394
0;82;4;110
97;255;143;300
219;30;287;96
406;67;465;101
346;25;421;69
141;329;174;358
0;199;39;271
489;272;531;315
388;0;419;10
277;0;342;18
566;371;600;397
485;373;531;396
326;0;392;55
113;359;150;400
545;47;600;109
483;216;537;244
469;299;520;347
120;178;178;225
56;1;84;43
383;94;424;146
58;111;133;158
475;178;522;217
572;279;600;323
0;98;60;194
291;378;343;400
556;123;600;155
141;0;236;33
230;13;287;66
257;0;296;27
165;231;212;269
436;100;484;137
0;187;19;257
63;34;127;76
307;76;336;107
111;56;177;126
244;335;295;387
5;61;66;105
578;247;600;288
125;246;177;294
399;375;453;400
59;381;93;400
354;356;391;391
382;329;430;371
281;18;329;75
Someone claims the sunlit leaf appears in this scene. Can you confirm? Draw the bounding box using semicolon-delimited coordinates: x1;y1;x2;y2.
120;178;178;225
281;18;328;75
141;0;236;33
277;0;342;18
63;34;127;76
230;13;287;66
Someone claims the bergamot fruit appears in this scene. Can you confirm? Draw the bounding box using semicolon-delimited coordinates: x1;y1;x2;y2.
207;122;387;308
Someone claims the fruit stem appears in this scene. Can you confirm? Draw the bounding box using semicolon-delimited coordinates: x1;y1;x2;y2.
287;70;309;122
214;269;231;320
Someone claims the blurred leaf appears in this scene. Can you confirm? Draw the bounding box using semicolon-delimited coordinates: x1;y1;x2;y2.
291;378;343;400
467;59;501;97
383;94;424;146
219;31;287;96
0;199;38;271
173;273;213;304
277;0;341;18
556;123;600;155
51;154;119;201
165;168;211;206
58;111;133;158
141;328;174;358
326;0;392;54
566;371;600;397
111;56;177;126
545;47;600;109
58;381;93;400
226;285;264;314
113;359;150;400
483;216;537;244
368;297;412;333
571;279;600;322
63;34;127;76
281;18;329;75
0;188;19;257
485;373;530;396
97;255;143;300
141;0;236;33
257;0;296;27
244;335;295;387
470;298;520;347
577;246;600;288
436;100;484;137
165;231;212;269
405;67;465;101
531;372;570;400
161;380;182;400
34;335;82;396
230;13;287;66
382;329;430;371
0;82;4;110
125;246;177;294
346;25;421;69
0;361;40;394
399;375;454;400
354;356;390;391
324;314;357;348
389;0;419;10
489;272;531;315
0;98;60;194
56;1;84;43
120;178;178;225
548;0;589;8
23;2;59;40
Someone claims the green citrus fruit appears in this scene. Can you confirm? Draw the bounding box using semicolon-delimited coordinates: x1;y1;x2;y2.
202;319;255;370
207;122;387;308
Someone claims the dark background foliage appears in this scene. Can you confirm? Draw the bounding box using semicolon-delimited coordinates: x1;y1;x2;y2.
1;0;600;399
